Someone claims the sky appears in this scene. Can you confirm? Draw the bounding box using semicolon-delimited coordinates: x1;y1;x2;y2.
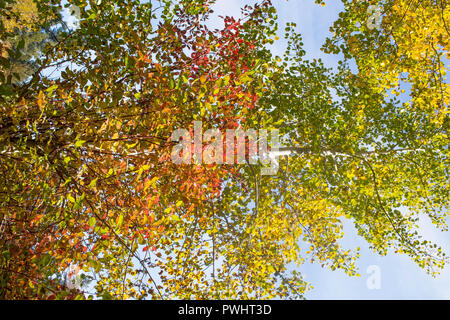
209;0;450;300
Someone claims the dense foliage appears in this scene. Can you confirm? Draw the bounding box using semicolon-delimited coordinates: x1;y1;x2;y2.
0;0;448;299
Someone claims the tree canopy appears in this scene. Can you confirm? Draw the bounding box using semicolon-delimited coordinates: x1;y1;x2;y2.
0;0;448;299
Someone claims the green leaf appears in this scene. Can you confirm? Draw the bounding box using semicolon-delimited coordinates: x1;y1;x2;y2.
74;140;86;148
88;217;96;228
46;85;58;93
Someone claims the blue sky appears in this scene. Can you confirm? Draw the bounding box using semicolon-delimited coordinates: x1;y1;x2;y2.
210;0;450;300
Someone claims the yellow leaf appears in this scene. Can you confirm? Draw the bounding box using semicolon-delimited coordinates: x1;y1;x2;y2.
144;176;159;192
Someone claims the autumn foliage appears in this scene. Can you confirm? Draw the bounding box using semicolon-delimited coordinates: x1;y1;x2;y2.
0;0;448;299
